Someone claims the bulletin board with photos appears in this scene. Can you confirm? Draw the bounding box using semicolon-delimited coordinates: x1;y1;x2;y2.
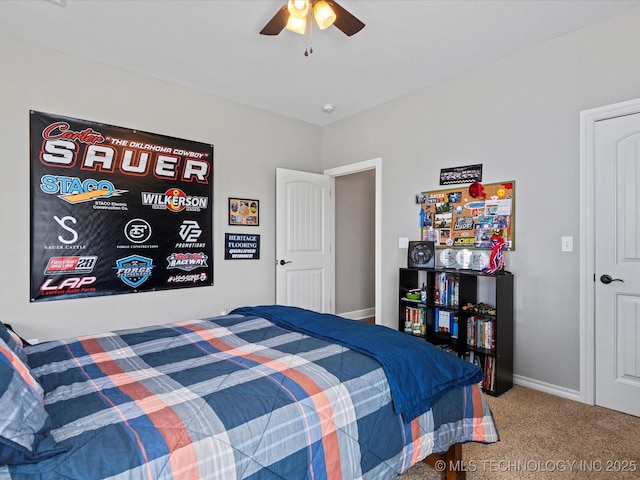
419;180;515;250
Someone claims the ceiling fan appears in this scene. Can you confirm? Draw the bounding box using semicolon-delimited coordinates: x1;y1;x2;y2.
260;0;365;38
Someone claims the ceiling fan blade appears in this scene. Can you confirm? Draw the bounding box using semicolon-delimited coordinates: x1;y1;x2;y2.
260;4;289;35
330;1;365;36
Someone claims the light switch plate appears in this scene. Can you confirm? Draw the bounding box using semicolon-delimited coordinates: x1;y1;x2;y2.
561;236;573;252
399;237;409;249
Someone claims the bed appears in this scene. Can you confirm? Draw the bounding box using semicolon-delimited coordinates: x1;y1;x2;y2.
0;305;498;479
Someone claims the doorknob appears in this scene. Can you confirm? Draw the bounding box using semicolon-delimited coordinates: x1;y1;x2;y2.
279;259;292;266
600;274;624;284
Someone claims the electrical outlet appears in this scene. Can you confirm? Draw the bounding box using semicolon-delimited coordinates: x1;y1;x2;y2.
399;237;409;248
561;236;573;252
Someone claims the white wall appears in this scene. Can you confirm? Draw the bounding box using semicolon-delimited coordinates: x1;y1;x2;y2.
320;7;640;392
0;34;321;342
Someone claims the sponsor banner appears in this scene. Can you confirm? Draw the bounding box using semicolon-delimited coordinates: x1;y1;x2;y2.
224;233;260;260
30;111;214;301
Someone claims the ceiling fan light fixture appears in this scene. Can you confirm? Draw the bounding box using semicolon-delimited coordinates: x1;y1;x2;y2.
287;0;309;18
259;1;364;41
285;15;307;35
313;1;336;30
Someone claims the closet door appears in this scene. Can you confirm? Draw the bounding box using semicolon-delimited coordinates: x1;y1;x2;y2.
594;112;640;417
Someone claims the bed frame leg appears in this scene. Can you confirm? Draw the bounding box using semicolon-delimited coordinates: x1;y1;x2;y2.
423;443;465;480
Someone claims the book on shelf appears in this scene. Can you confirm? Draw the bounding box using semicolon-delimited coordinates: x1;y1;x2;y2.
404;306;425;335
468;351;496;392
434;272;459;307
435;307;459;337
437;308;451;333
451;314;459;338
466;315;495;351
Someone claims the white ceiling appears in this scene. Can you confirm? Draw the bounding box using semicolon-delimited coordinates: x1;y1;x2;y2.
1;0;639;126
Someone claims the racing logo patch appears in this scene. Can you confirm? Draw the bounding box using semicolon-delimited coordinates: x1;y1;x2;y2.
114;255;154;288
125;218;152;244
40;175;127;204
45;256;97;275
166;252;209;272
141;188;208;212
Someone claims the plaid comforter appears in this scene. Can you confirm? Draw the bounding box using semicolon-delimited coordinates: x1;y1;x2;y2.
3;312;498;479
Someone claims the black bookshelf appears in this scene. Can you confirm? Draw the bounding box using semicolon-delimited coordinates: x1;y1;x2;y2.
399;267;513;396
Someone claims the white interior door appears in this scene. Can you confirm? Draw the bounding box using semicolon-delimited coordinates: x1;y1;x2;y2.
594;112;640;417
275;168;333;312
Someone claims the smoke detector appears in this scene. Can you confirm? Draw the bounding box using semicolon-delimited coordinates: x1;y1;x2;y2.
322;104;335;114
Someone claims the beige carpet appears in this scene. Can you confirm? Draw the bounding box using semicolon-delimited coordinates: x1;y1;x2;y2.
399;385;640;479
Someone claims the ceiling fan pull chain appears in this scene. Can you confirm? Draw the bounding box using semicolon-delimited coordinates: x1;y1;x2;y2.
304;11;314;56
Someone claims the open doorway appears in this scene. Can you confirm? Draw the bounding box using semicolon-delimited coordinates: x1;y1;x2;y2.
325;158;381;324
335;170;375;320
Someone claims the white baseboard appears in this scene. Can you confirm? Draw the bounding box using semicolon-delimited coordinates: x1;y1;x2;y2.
338;308;375;320
514;374;582;402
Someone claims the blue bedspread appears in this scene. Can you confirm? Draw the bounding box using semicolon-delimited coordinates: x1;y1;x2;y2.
2;309;498;479
231;305;484;420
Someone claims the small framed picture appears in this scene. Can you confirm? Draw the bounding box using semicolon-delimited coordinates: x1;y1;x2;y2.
229;198;259;226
